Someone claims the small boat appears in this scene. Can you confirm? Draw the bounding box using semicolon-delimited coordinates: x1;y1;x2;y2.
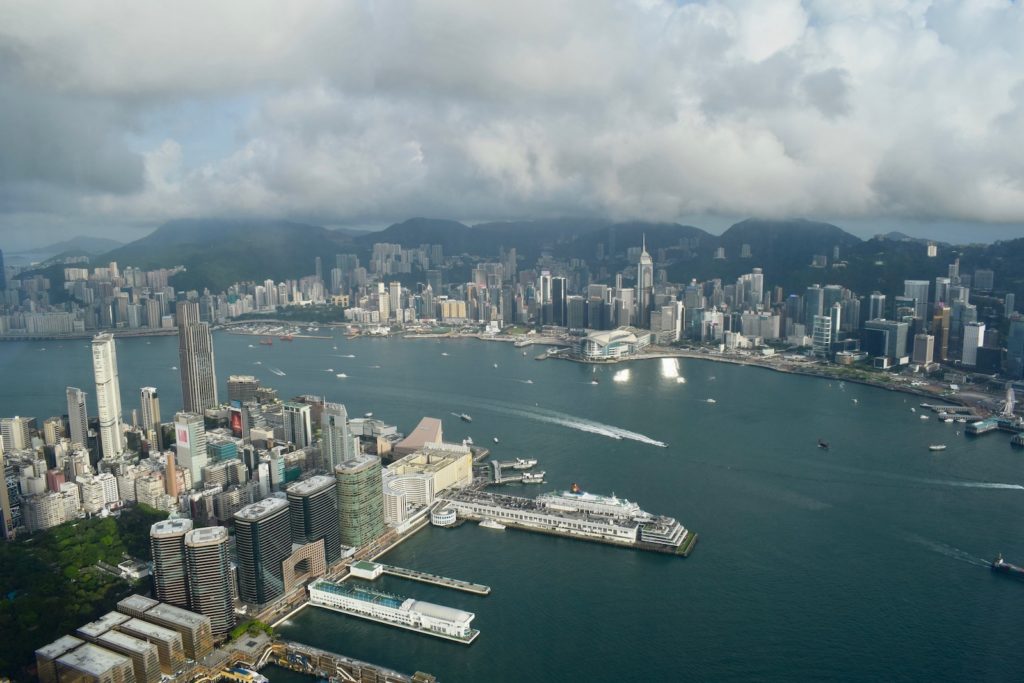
920;415;929;420
992;554;1024;578
459;413;473;423
441;352;449;357
817;439;830;450
522;351;527;356
260;338;273;346
911;407;916;412
479;519;506;530
170;365;178;370
336;373;348;378
943;418;954;423
493;363;499;368
513;458;538;469
525;379;534;384
591;378;599;385
280;334;294;341
705;398;717;404
928;444;947;451
522;471;545;484
364;412;373;418
493;437;499;443
465;437;474;445
852;398;858;404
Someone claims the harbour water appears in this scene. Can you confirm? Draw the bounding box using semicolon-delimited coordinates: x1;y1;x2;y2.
3;334;1024;681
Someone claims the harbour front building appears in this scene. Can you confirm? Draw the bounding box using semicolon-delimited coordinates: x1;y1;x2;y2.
578;328;652;361
234;497;292;605
335;454;386;548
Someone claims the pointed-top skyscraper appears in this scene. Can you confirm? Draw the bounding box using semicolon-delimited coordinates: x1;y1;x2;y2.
177;301;218;413
91;333;125;459
637;234;654;328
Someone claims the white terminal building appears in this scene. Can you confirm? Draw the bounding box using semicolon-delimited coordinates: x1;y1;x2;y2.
578;328;652;361
309;579;478;644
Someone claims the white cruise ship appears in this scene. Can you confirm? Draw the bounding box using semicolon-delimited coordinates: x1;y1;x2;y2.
537;483;643;519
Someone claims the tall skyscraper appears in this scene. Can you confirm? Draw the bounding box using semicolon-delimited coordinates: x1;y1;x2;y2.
184;527;235;637
283;402;312;448
140;387;162;450
903;280;930;321
0;451;14;539
234;497;291;605
91;334;125;459
287;475;342;563
174;412;207;488
636;236;654;328
962;322;985;367
551;277;568;327
321;403;355;471
804;285;824;329
867;292;886;322
1;416;31;453
150;518;193;608
335;453;385;548
1005;315;1024;379
389;281;401;318
912;333;935;365
177;301;218;413
0;247;5;290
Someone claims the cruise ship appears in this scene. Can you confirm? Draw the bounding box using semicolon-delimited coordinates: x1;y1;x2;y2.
441;483;695;555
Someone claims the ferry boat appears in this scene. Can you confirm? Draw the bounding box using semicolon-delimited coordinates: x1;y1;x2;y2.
705;398;717;404
992;554;1024;578
919;414;929;420
459;413;473;423
365;412;373;418
259;338;273;346
280;334;294;341
928;444;947;451
493;437;499;443
513;458;538;470
522;471;545;484
479;519;506;530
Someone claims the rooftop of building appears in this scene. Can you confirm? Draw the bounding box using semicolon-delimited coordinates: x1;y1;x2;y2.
118;594;159;614
36;635;84;660
283;401;309;410
77;611;130;638
286;474;335;496
393;417;443;453
408;600;475;625
145;602;211;630
57;643;130;675
584;328;640;345
388;442;471;475
97;630;155;655
185;526;228;546
119;617;180;642
335;452;381;473
234;496;289;521
150;518;194;538
352;560;380;572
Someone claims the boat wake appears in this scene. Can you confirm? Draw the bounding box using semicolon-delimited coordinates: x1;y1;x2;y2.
905;534;990;567
268;366;286;376
491;403;667;448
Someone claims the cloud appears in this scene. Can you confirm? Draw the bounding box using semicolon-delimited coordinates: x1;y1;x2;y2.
0;0;1023;248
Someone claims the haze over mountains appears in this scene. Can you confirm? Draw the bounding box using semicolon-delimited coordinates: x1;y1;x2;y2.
28;217;1020;302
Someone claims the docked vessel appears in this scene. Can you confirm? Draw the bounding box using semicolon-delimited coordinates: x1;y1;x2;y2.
512;458;538;470
521;471;545;484
479;518;506;530
227;668;269;683
992;554;1024;578
928;444;947;451
259;338;273;346
1012;434;1024;448
280;334;294;341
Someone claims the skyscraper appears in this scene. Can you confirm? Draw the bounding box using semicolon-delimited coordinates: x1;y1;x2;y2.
283;402;312;448
174;412;207;488
1005;315;1024;379
867;292;886;322
0;247;5;290
287;475;342;563
804;285;824;330
550;276;567;327
234;497;291;605
184;527;235;637
962;322;985;367
903;280;930;321
140;387;162;450
321;402;355;471
335;453;385;548
150;518;193;608
0;451;14;539
91;334;125;459
177;301;218;413
227;375;260;404
636;236;654;328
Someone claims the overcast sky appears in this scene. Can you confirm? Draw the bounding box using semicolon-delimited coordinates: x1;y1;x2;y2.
1;0;1023;251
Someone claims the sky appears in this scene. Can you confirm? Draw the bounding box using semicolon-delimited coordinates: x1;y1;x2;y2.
1;0;1024;251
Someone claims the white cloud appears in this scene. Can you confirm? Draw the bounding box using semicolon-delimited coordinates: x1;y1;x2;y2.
0;0;1023;246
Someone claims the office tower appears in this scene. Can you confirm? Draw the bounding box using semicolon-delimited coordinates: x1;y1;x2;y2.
177;301;218;413
314;255;323;282
962;322;985;367
566;295;586;330
551;276;568;327
931;304;951;362
234;497;292;604
0;247;5;289
973;269;994;291
912;333;935;365
0;451;14;539
0;416;31;452
321;402;355;471
389;281;401;318
636;236;654;328
140;387;162;450
1006;315;1024;379
903;280;930;321
283;402;312;448
934;277;951;305
66;387;89;448
227;375;260;404
864;319;910;361
948;258;960;283
91;334;125;459
150;518;193;608
1006;293;1016;317
867;292;886;322
184;526;235;637
174;412;207;488
811;315;832;358
335;453;385;548
287;475;342;563
804;285;824;329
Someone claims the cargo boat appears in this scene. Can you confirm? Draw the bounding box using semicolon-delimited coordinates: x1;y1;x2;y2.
992;554;1024;578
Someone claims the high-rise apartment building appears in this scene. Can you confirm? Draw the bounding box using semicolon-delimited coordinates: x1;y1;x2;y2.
283;402;312;448
66;387;89;448
140;387;162;450
150;518;193;608
177;301;218;413
234;497;291;605
287;475;342;563
184;526;235;637
0;416;31;453
335;453;385;548
91;334;125;459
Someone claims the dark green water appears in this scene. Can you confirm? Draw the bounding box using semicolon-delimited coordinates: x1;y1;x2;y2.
3;333;1024;682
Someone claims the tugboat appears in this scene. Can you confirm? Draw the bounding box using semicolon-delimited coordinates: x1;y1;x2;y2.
992;554;1024;578
817;438;830;450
